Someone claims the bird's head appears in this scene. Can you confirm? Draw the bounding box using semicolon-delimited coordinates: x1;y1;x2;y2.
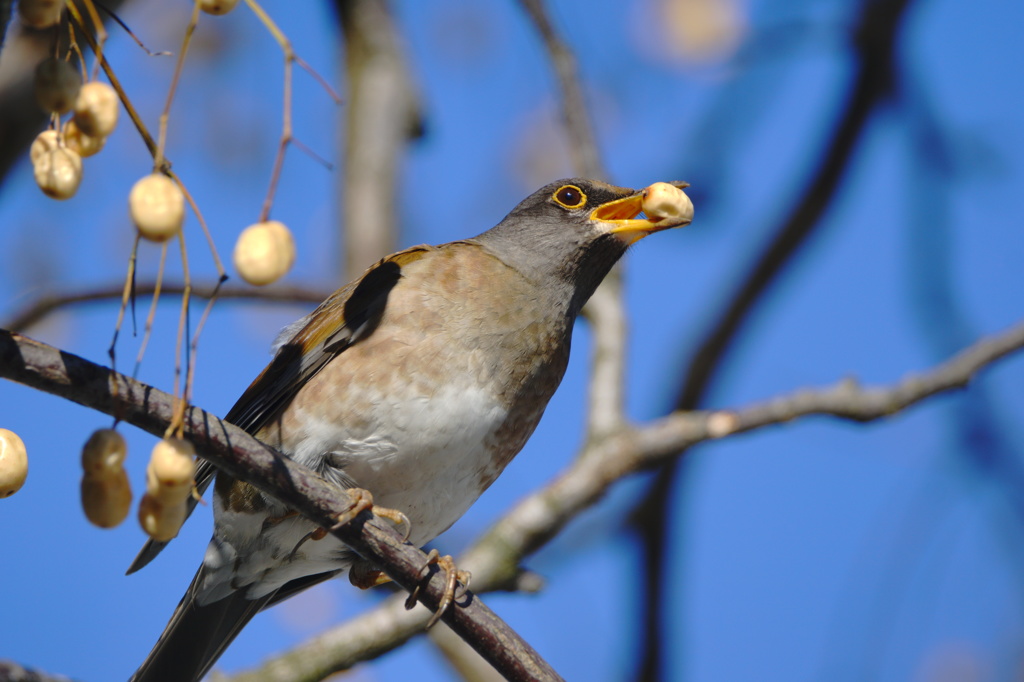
478;178;693;315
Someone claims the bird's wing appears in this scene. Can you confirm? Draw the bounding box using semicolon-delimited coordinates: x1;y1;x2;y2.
224;245;433;434
126;245;435;574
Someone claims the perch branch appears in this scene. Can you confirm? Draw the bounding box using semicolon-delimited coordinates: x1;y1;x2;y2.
223;315;1024;678
0;329;563;682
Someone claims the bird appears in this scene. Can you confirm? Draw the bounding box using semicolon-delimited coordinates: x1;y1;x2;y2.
128;178;693;681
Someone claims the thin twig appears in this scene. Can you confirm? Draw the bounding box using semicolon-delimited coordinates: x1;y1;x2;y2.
169;168;226;280
244;0;341;222
108;235;140;373
75;0;107;81
131;240;168;379
153;0;198;170
65;3;161;162
247;0;293;222
4;281;329;332
168;230;193;437
93;1;172;56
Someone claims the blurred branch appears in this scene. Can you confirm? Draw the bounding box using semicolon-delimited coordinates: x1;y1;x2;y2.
516;0;626;440
0;1;130;189
695;319;1024;426
224;313;1024;679
517;0;602;181
0;21;55;185
0;660;75;682
428;624;509;682
632;0;915;678
679;0;910;412
461;318;1024;581
0;329;563;682
334;0;422;280
3;281;329;331
0;1;12;53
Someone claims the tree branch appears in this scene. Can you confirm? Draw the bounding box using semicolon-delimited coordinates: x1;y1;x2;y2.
633;1;916;677
0;329;563;682
517;0;602;181
0;660;75;682
3;282;329;332
334;0;422;281
221;313;1024;677
516;0;626;440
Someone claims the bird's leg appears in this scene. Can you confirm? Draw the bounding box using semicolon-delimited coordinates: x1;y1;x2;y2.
330;487;412;540
288;490;411;559
324;454;412;540
405;548;472;629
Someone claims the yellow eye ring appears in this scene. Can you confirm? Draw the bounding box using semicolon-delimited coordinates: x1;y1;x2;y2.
552;184;586;209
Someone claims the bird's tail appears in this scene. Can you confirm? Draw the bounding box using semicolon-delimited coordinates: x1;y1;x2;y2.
129;565;275;682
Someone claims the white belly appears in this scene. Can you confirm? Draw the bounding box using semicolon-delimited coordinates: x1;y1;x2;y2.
288;381;508;547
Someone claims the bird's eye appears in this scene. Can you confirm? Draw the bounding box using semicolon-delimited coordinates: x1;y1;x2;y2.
552;185;586;209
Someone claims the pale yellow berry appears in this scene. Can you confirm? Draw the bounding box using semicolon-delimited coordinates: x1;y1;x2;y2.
199;0;240;15
63;119;105;158
33;57;81;114
81;469;132;528
641;182;694;227
33;147;82;200
29;129;59;165
81;428;127;475
138;493;187;541
0;428;28;498
72;81;119;138
233;221;296;286
80;429;131;528
18;0;64;29
146;437;196;505
129;174;185;242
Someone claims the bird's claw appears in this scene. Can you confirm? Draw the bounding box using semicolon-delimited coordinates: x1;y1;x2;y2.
405;548;471;629
331;488;411;541
349;558;393;589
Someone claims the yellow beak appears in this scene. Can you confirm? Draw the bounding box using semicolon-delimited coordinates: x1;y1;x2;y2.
590;181;692;245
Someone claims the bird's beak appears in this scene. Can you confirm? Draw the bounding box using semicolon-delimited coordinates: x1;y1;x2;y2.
590;181;693;245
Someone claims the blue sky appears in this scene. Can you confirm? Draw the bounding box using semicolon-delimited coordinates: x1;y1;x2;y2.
1;0;1023;680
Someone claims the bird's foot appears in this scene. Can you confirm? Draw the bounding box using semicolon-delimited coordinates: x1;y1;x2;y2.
290;490;410;559
331;488;411;541
349;558;393;589
405;548;472;629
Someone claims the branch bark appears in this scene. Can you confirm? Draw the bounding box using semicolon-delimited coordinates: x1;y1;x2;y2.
0;329;563;682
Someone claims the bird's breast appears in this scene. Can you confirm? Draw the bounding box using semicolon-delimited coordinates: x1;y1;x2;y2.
271;247;571;545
